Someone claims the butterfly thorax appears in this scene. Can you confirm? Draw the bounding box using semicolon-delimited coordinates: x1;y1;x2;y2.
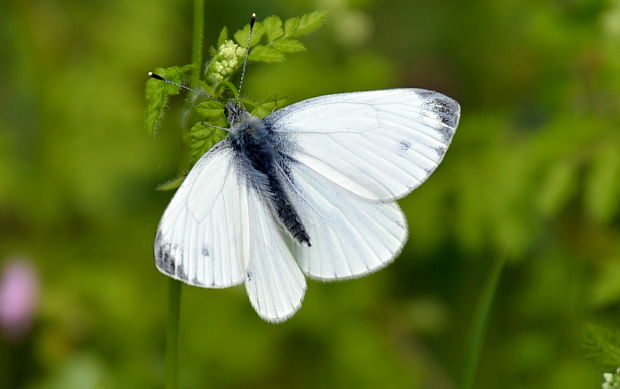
227;105;311;247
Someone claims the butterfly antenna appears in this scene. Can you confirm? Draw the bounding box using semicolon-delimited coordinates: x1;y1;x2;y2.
147;72;217;101
237;12;256;106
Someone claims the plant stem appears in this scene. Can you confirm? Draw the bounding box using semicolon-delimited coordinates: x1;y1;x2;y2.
165;2;204;389
192;0;204;78
166;278;182;389
461;254;507;389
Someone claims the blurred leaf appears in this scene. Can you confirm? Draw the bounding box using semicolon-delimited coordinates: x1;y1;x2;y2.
591;255;620;307
263;15;284;43
538;160;578;216
249;45;286;63
284;11;327;38
585;144;620;223
144;64;194;136
584;323;620;370
156;175;185;191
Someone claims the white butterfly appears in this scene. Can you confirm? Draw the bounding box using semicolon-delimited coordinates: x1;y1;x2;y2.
154;88;460;322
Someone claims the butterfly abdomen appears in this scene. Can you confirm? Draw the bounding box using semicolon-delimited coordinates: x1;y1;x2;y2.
230;116;311;247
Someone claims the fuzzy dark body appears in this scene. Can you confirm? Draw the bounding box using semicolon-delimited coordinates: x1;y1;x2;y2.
227;113;311;246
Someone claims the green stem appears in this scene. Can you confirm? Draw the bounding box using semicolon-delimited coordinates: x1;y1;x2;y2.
461;254;507;389
165;278;182;389
180;0;205;172
165;2;204;388
192;0;204;78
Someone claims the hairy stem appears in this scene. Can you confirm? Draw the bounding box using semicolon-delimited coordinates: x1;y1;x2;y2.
166;278;182;389
192;0;204;78
165;1;204;388
461;254;507;389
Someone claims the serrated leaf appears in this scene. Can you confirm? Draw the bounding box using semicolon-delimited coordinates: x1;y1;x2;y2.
144;64;195;136
585;144;620;223
284;11;327;38
248;45;286;63
217;26;228;45
284;16;300;37
263;15;284;43
189;122;228;164
272;38;306;53
584;323;620;370
234;22;265;48
156;175;186;191
195;100;225;119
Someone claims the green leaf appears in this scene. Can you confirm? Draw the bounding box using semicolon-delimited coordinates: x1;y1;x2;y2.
272;38;306;53
284;16;300;37
284;11;327;38
263;15;284;43
217;26;228;45
584;323;620;371
234;22;265;48
585;144;620;223
248;45;286;63
195;100;225;120
249;92;288;118
144;64;194;136
156;175;186;191
188;122;228;164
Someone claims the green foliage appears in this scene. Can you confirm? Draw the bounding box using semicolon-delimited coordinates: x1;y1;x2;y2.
188;122;228;164
5;1;620;388
584;324;620;371
234;11;327;63
144;64;195;136
585;144;620;223
144;12;325;189
245;91;289;118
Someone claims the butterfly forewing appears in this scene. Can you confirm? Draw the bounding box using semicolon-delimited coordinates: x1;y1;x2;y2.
154;140;306;321
265;89;460;201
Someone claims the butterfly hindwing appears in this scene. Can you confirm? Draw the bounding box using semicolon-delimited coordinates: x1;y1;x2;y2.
279;160;408;280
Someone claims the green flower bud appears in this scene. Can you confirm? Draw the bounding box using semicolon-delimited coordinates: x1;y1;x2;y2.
205;40;245;85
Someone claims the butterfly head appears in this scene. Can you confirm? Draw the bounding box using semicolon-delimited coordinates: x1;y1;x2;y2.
225;100;252;127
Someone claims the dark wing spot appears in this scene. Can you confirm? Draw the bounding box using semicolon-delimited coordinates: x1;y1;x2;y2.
425;94;460;128
202;246;209;257
176;263;188;281
155;233;176;275
400;140;411;152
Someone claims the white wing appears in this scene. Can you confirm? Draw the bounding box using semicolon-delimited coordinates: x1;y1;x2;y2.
155;143;244;288
244;186;306;322
266;89;460;201
154;141;305;321
280;161;407;280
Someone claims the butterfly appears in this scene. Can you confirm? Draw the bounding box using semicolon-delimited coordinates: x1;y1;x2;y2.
153;85;460;322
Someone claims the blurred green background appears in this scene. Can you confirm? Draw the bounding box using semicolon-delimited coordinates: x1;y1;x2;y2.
1;0;620;388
